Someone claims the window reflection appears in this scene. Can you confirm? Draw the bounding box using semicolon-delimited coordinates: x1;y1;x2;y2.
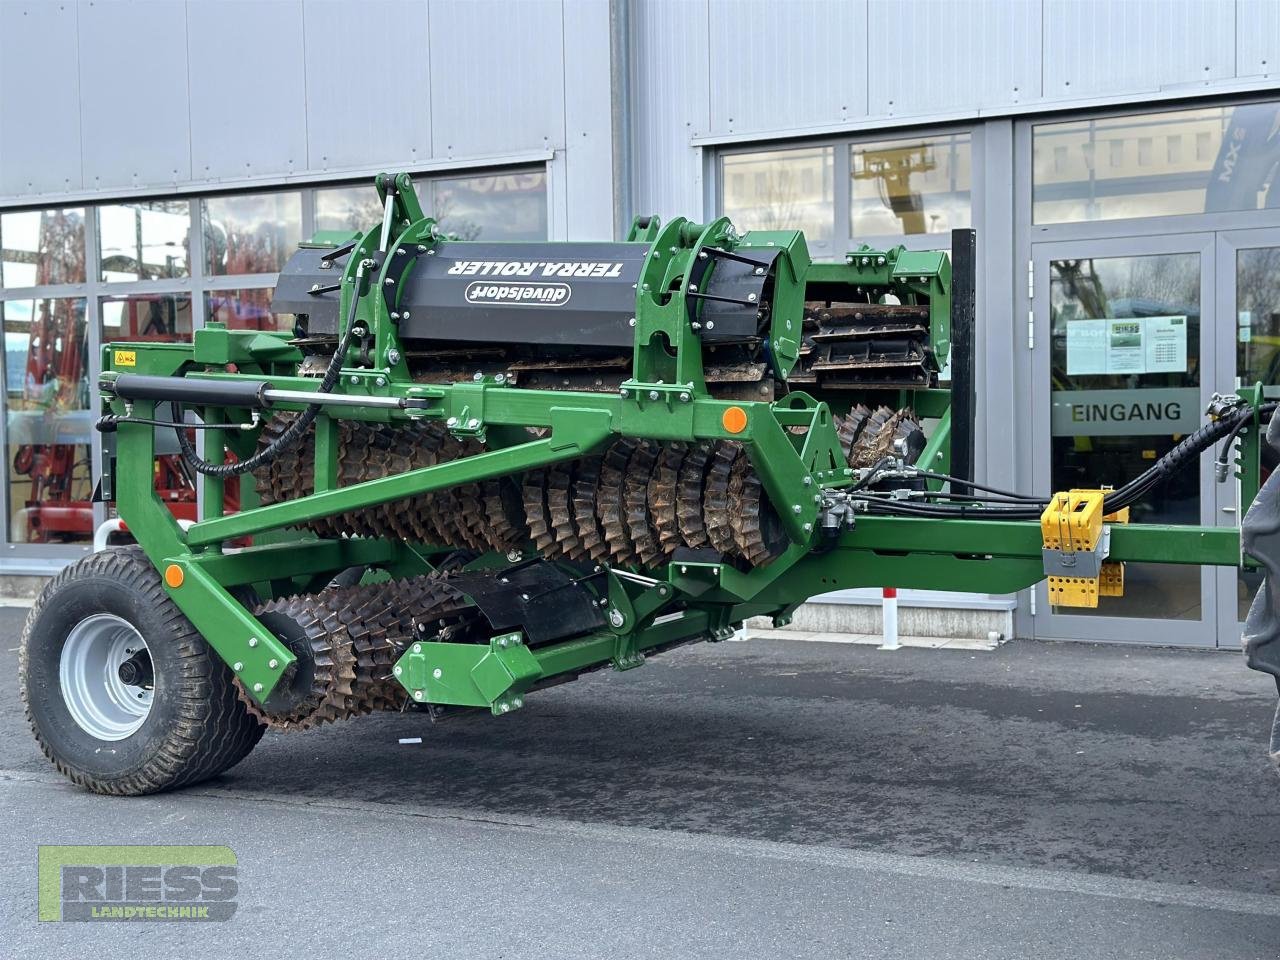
1;298;92;543
100;293;193;344
202;192;302;276
204;288;295;334
1033;102;1280;223
0;208;86;288
315;186;383;235
431;171;547;241
851;134;971;236
98;201;190;281
721;146;834;240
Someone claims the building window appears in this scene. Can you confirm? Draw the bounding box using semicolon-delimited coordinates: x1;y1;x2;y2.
315;186;383;235
719;131;973;248
201;191;303;276
1;297;91;544
204;289;294;334
315;168;550;241
431;170;548;241
1;208;86;288
1032;101;1280;223
850;133;972;236
100;293;193;344
97;201;190;282
721;146;835;241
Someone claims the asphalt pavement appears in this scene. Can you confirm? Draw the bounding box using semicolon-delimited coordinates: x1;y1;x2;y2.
3;605;1280;959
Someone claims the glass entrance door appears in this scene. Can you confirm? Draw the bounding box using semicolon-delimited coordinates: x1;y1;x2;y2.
1214;229;1280;648
1031;234;1218;645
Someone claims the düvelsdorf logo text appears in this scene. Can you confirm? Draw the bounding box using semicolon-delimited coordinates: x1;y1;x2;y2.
465;281;571;306
38;845;238;921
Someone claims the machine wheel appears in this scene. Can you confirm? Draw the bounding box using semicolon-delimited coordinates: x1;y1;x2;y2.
19;546;265;795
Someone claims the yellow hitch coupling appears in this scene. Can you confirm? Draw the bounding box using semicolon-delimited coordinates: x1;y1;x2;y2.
1040;490;1129;608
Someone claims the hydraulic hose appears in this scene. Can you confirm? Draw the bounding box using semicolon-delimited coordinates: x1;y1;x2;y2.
171;261;366;478
860;401;1276;521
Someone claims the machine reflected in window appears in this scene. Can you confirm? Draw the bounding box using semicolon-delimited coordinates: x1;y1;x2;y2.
97;201;190;281
0;297;91;544
204;288;295;334
0;208;86;288
201;192;302;276
850;134;971;236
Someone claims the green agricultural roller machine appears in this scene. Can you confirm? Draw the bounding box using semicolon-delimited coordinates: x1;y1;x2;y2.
18;173;1280;795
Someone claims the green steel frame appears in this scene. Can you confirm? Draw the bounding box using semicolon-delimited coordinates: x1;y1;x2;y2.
94;173;1265;717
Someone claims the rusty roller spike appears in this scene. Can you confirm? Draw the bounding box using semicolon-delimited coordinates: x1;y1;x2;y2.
648;441;689;558
888;408;926;466
835;403;871;466
848;405;896;468
481;476;530;553
522;468;556;557
351;575;480;714
571;455;610;562
676;440;715;550
623;440;664;568
433;435;488;551
702;441;741;558
598;438;641;566
729;453;785;566
240;575;483;730
236;591;358;733
545;462;585;560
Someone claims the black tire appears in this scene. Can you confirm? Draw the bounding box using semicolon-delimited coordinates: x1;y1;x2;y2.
19;546;265;795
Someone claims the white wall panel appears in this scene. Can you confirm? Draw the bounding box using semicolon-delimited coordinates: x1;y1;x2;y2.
0;2;82;196
1042;0;1235;99
560;0;616;238
1237;0;1280;78
187;0;308;182
708;0;867;136
868;0;1041;117
427;0;564;158
304;0;432;172
78;0;190;191
632;0;710;218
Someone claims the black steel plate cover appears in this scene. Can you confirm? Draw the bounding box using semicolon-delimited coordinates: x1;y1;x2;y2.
449;561;606;645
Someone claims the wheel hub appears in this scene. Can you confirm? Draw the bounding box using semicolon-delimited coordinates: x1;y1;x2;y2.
58;614;153;741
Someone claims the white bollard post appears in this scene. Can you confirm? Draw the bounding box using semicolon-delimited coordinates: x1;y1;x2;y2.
879;586;900;650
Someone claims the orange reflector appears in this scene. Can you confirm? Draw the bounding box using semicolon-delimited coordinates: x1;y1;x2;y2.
722;406;748;434
164;564;184;589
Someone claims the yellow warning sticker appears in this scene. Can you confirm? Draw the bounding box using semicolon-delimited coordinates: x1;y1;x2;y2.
113;350;136;368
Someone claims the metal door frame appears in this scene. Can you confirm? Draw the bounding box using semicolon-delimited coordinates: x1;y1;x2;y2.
1029;232;1219;646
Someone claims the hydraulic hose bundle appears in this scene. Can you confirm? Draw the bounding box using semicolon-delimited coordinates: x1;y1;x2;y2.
857;400;1277;520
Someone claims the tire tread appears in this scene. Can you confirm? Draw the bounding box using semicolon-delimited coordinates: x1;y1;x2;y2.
19;546;265;796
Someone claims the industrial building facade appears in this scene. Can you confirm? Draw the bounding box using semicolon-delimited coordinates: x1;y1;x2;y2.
1;0;1278;648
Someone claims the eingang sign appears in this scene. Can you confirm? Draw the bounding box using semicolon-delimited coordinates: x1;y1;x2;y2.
1050;387;1201;437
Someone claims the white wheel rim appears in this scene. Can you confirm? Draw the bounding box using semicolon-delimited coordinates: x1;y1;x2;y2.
58;614;153;741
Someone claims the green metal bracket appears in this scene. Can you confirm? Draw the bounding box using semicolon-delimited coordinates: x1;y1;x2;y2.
193;325;301;366
395;631;542;714
626;215;661;243
111;406;295;702
618;380;697;439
